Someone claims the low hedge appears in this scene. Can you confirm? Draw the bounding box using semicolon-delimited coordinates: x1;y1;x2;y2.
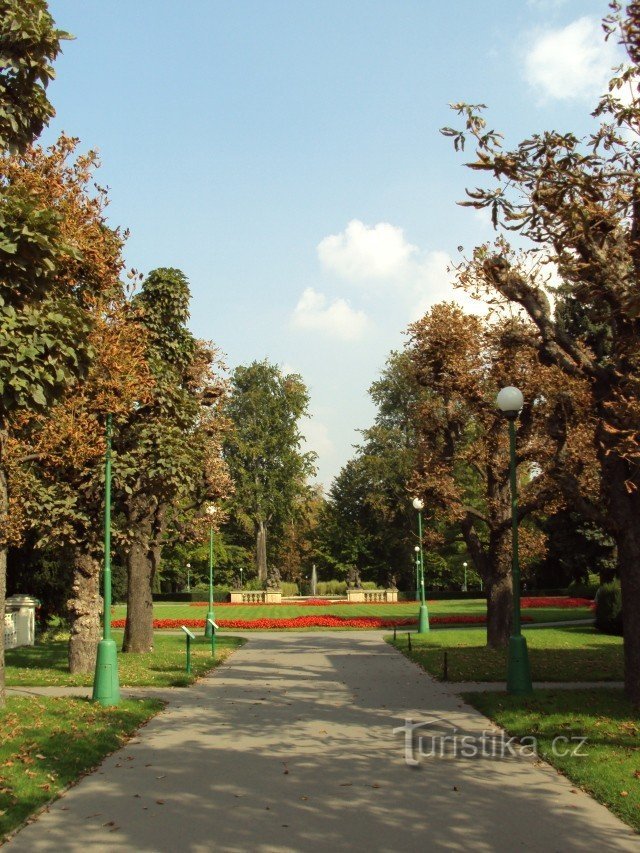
595;581;623;635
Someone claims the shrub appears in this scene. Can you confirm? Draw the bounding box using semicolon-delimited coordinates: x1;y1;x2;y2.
567;573;601;599
362;581;378;590
317;580;347;595
280;582;299;596
595;581;623;635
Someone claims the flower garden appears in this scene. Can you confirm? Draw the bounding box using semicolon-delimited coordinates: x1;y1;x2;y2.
110;596;594;631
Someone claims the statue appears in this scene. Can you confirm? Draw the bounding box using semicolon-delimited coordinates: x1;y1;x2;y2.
266;564;281;590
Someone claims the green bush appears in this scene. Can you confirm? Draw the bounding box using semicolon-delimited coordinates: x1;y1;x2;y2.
280;582;299;596
595;581;623;635
362;581;378;590
317;580;347;595
568;573;601;599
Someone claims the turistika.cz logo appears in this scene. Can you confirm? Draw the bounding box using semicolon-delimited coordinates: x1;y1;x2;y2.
393;717;588;766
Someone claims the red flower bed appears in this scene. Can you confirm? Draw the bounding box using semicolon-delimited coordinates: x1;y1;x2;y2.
520;596;593;609
111;614;534;630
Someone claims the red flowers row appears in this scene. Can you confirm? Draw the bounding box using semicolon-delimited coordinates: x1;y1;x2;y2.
520;596;593;609
111;614;534;630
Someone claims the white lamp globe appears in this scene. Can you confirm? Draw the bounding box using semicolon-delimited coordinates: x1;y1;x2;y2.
496;386;524;414
414;545;420;553
412;497;424;511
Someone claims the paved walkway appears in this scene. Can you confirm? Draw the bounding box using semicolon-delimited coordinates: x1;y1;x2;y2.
4;632;637;852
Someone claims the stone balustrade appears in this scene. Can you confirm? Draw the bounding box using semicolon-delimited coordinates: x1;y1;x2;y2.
345;588;398;603
229;590;283;604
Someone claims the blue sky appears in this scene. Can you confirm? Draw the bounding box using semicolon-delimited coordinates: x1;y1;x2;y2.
46;0;622;486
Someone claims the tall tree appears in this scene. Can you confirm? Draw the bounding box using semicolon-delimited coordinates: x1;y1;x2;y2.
223;361;316;584
0;127;118;703
115;268;230;653
3;138;148;673
407;303;591;647
0;0;70;153
443;2;640;701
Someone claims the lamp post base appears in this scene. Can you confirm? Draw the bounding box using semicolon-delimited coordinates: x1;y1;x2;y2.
417;604;430;634
507;634;533;695
205;610;215;637
92;638;121;707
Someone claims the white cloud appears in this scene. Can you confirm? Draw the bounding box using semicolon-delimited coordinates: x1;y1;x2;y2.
317;219;417;281
316;218;484;319
290;287;369;341
524;17;621;102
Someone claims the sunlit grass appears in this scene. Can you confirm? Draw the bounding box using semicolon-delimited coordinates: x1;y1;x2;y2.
6;632;245;688
387;625;623;682
110;599;593;626
466;689;640;833
0;696;162;840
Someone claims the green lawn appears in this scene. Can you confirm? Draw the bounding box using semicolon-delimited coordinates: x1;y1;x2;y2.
465;689;640;833
387;625;623;682
111;598;594;626
0;695;162;840
6;632;245;688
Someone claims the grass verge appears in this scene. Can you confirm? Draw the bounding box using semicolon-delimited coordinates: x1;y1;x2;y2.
464;689;640;834
6;633;246;688
0;695;162;840
386;625;623;682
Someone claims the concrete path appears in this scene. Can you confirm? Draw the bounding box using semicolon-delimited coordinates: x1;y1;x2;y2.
4;632;637;852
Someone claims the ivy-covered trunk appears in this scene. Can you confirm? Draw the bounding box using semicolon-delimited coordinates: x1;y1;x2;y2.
602;452;640;706
122;497;155;653
67;549;101;673
256;520;267;582
0;428;8;708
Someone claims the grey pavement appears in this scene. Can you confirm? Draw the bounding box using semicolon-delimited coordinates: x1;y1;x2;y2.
4;631;637;852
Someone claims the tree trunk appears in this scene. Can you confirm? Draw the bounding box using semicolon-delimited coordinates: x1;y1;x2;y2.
602;452;640;706
67;549;101;673
0;428;8;708
256;520;267;583
485;530;513;650
122;497;155;653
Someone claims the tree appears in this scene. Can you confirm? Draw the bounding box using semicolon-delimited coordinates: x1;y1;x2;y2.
2;138;151;672
0;0;70;153
443;2;640;701
223;361;316;584
407;303;590;647
0;128;122;702
115;268;230;654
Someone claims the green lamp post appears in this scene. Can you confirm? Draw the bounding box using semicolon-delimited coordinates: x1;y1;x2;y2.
186;562;191;592
205;504;217;638
496;385;533;695
414;546;420;602
462;561;468;593
92;414;121;707
412;497;430;634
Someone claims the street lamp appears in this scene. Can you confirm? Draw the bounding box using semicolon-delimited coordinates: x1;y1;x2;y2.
186;562;191;592
462;561;468;593
412;497;430;634
205;505;217;638
496;385;532;695
414;546;420;602
92;414;120;707
240;566;244;588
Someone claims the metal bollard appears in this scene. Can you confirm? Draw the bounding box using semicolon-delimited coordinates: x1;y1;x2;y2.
181;626;196;674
